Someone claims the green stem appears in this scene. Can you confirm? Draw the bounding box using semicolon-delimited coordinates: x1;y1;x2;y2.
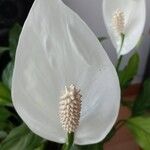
62;133;74;150
116;55;123;72
116;33;125;72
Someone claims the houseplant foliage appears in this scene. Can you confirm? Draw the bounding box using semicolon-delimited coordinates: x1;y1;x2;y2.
0;0;149;150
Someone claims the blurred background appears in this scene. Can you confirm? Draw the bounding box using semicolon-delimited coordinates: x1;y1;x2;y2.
0;0;149;150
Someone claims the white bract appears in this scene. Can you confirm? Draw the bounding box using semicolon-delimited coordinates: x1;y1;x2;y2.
12;0;120;145
103;0;146;57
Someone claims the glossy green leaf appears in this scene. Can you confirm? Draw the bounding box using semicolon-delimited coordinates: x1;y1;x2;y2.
0;121;13;131
9;23;22;59
127;117;150;150
132;78;150;116
0;107;11;122
0;82;11;106
2;62;14;90
0;131;7;139
0;47;9;53
118;52;140;89
72;143;103;150
0;107;12;140
34;144;45;150
0;124;43;150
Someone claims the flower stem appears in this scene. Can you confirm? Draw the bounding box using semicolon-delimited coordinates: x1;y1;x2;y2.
116;55;123;72
62;132;74;150
116;33;125;71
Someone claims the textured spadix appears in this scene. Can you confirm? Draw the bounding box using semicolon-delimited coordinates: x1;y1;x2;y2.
12;0;120;145
112;9;125;35
59;84;82;133
103;0;146;56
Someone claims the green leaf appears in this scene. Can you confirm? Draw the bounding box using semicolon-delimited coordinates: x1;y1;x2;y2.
2;62;14;90
127;117;150;150
0;131;7;139
0;107;12;140
0;107;11;122
0;121;13;131
0;82;11;106
0;124;43;150
9;23;22;59
132;78;150;116
98;37;107;43
34;144;45;150
72;143;103;150
118;52;140;89
0;47;10;53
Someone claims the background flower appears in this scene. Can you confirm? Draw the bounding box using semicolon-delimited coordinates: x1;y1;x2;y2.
103;0;146;57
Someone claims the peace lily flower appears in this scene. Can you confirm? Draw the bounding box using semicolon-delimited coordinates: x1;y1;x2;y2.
103;0;146;57
12;0;120;145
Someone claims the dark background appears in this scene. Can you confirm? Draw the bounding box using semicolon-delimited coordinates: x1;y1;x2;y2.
0;0;149;80
0;0;34;44
144;52;150;79
0;0;34;78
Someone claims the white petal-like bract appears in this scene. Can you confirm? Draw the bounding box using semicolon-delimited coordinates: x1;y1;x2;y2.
103;0;146;56
12;0;120;145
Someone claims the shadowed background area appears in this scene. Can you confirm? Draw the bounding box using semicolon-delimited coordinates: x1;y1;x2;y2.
0;0;34;78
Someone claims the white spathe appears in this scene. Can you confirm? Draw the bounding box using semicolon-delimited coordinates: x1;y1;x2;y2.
12;0;120;145
103;0;146;57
